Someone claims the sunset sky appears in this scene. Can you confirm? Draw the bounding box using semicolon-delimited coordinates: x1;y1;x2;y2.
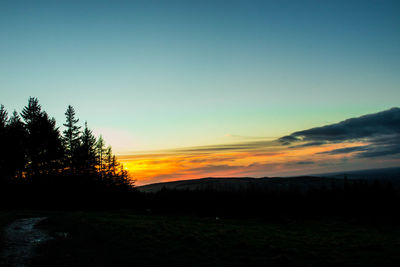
1;0;399;185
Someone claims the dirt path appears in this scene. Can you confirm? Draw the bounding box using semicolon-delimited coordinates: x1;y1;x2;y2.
0;217;52;267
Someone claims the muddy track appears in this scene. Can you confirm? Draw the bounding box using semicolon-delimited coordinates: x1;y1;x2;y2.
0;217;52;267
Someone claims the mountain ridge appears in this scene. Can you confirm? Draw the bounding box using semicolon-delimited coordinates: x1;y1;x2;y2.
138;166;400;192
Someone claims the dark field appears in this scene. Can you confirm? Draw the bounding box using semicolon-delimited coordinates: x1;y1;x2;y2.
1;211;400;267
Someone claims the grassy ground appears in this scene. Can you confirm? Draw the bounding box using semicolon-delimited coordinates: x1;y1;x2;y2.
29;212;400;267
0;212;15;255
1;211;400;266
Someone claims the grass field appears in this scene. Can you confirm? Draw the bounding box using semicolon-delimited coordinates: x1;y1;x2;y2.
29;212;400;266
1;211;400;266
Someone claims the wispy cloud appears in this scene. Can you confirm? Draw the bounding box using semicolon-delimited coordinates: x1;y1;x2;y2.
173;139;280;153
119;108;400;185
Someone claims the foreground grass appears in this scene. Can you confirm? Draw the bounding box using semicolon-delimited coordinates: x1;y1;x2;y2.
0;212;16;255
1;211;400;266
16;211;397;267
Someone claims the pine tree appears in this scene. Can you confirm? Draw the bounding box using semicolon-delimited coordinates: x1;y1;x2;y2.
21;97;41;126
76;121;97;174
63;105;81;173
0;105;7;130
104;146;113;173
21;97;64;178
96;135;106;175
103;146;133;189
113;162;132;189
0;105;8;183
7;111;27;179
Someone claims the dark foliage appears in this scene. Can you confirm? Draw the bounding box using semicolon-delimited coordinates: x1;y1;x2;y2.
0;97;135;209
1;98;399;222
143;178;400;222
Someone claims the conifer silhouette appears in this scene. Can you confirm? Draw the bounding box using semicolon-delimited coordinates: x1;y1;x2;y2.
63;105;81;173
0;105;9;183
7;111;26;180
76;121;98;175
22;97;64;178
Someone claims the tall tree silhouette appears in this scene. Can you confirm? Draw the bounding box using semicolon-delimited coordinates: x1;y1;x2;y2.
104;146;113;173
76;121;98;175
0;105;7;129
63;105;81;173
0;108;27;182
7;111;27;179
102;145;131;189
0;105;9;183
0;97;135;208
96;135;106;175
21;97;64;179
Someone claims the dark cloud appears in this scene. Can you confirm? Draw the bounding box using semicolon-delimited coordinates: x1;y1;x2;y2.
318;146;369;155
279;107;400;159
317;142;400;158
279;135;298;145
289;141;327;148
279;107;400;143
356;144;400;158
368;134;400;146
294;161;315;165
132;108;400;164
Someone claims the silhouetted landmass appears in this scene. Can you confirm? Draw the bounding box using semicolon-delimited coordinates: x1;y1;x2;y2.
0;97;135;209
313;166;400;181
138;167;400;192
138;176;344;193
1;99;400;267
0;98;400;223
138;167;400;221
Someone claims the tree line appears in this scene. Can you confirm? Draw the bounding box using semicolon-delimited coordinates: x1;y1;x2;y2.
146;178;400;222
0;97;134;208
1;97;399;220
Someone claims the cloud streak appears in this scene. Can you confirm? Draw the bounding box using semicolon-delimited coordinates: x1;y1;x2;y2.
280;107;400;159
280;107;400;143
119;108;400;185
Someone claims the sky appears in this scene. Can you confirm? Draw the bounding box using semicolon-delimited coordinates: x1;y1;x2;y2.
1;0;399;185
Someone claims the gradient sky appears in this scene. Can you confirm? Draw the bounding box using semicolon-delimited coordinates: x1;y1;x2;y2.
1;1;399;184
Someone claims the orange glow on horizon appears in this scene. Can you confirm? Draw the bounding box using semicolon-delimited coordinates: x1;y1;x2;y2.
119;141;371;186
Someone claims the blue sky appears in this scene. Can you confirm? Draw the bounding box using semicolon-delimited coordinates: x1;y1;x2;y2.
1;0;399;153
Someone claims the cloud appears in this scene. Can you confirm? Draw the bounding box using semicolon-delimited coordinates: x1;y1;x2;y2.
318;145;369;155
120;107;400;185
356;144;400;158
294;161;315;165
188;156;237;163
224;134;273;140
317;142;400;158
279;135;298;145
289;141;327;148
279;107;400;143
187;164;243;173
173;139;279;153
279;107;400;159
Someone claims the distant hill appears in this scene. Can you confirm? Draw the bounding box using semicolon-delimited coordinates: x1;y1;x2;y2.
138;176;341;193
138;167;400;193
310;166;400;180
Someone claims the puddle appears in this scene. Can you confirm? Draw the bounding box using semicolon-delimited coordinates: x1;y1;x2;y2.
1;217;52;266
